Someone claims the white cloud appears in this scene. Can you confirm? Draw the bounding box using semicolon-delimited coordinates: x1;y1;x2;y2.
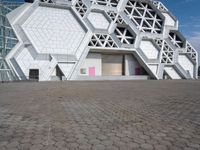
188;32;200;63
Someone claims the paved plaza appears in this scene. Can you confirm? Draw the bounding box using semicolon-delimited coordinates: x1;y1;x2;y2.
0;80;200;150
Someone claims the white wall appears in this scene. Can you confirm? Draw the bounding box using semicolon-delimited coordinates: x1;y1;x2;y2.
80;53;102;76
51;67;56;76
163;13;175;27
125;54;141;75
16;48;56;81
140;41;159;59
22;7;86;55
87;12;110;30
164;66;181;79
58;63;74;78
178;55;194;78
81;53;143;76
148;64;158;76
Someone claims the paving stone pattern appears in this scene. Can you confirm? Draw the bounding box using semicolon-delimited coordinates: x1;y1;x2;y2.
0;80;200;150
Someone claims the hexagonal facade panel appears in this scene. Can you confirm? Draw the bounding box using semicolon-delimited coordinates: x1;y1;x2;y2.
75;0;87;17
5;0;198;81
124;0;164;33
90;0;119;7
169;31;185;48
87;11;110;30
154;39;174;64
178;54;194;78
140;40;159;59
22;7;86;55
114;26;135;45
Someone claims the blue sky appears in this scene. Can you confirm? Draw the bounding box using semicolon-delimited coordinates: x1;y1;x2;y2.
160;0;200;63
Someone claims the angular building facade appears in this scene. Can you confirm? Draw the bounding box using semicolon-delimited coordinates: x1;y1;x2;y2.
4;0;198;81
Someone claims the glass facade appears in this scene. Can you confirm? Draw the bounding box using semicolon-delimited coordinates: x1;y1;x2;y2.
0;0;24;81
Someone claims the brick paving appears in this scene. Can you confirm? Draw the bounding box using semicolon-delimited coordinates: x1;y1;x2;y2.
0;80;200;150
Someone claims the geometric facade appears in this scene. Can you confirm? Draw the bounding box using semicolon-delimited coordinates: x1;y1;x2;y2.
22;7;86;55
4;0;198;81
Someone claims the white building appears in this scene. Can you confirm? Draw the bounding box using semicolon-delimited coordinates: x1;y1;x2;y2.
5;0;198;81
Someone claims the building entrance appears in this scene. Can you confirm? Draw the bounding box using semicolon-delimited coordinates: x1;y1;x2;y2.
29;69;39;80
102;54;125;76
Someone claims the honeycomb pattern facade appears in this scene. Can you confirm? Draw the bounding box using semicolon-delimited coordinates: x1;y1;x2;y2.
154;39;174;64
87;12;110;30
169;31;185;48
124;0;164;33
88;34;117;48
90;0;119;7
107;12;124;24
114;26;135;45
22;7;86;55
75;0;87;17
151;0;168;11
186;42;197;61
5;0;198;81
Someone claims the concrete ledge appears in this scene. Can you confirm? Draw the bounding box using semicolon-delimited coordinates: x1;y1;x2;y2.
75;75;149;80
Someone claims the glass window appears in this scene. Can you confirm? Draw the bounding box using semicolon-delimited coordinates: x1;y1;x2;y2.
0;17;3;25
6;42;13;49
5;48;11;55
6;38;12;43
0;37;3;46
0;28;3;36
4;19;10;27
0;48;3;55
5;29;16;38
5;29;9;37
5;38;17;49
80;68;87;74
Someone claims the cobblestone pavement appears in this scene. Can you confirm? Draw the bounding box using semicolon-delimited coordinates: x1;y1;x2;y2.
0;80;200;150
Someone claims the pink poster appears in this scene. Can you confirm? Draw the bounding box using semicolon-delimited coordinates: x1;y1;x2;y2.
89;67;95;76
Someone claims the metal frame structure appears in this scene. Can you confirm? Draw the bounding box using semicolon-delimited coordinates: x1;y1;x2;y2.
0;0;24;81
